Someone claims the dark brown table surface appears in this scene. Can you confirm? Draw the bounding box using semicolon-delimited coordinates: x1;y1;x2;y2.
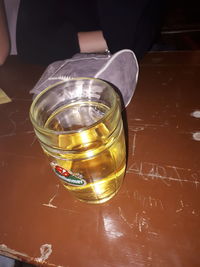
0;51;200;267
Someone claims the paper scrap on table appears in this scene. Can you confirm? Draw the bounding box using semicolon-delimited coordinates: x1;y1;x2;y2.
0;88;12;104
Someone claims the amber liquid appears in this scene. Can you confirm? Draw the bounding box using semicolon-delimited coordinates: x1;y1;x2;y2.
43;101;126;204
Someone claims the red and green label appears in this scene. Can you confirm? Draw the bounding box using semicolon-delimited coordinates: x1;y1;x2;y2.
52;164;86;186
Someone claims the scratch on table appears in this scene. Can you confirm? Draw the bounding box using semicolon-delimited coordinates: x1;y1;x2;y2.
5;110;19;137
43;184;60;208
169;165;183;186
133;118;142;121
0;109;35;138
118;207;133;229
0;130;34;139
127;161;200;188
125;188;131;199
0;133;16;138
35;244;52;263
133;190;164;210
20;117;30;126
30;135;37;146
134;212;139;225
128;126;145;132
191;172;200;189
138;215;149;233
135;213;160;239
159;200;164;210
8;116;16;133
192;210;197;215
176;208;182;213
129;122;168;131
132;133;137;156
148;196;153;207
176;200;185;213
147;251;153;262
148;231;159;237
23;130;35;134
180;200;184;207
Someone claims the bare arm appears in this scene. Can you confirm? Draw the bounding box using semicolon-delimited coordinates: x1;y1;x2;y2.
0;0;10;65
78;30;108;53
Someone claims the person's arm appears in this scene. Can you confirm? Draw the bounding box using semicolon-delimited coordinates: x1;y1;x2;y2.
78;30;108;53
0;0;10;66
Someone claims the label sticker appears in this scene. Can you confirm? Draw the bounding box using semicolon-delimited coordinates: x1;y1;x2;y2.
51;163;86;186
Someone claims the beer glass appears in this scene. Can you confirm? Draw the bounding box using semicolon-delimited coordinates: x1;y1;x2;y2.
30;78;126;204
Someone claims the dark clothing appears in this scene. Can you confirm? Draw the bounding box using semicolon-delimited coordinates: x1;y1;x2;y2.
16;0;166;65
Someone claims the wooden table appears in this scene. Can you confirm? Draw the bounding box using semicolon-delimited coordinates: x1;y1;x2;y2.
0;51;200;267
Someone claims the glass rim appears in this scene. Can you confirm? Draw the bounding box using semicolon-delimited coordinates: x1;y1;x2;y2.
29;77;118;135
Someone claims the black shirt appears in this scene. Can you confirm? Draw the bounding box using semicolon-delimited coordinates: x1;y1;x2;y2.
17;0;166;64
